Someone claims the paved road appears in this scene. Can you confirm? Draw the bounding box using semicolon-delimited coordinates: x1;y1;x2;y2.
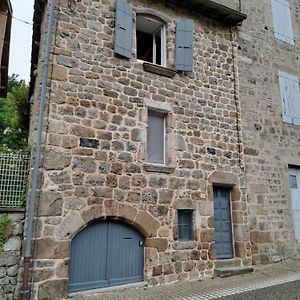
221;280;300;300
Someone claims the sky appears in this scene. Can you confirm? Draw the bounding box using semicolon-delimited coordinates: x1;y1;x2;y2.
9;0;35;83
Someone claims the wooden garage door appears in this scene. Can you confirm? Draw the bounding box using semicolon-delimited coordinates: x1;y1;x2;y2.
69;221;144;293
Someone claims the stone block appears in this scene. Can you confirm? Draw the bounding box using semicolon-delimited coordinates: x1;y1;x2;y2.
250;231;272;244
145;238;168;252
56;211;84;240
82;205;103;224
134;211;160;238
38;279;68;300
44;147;71;170
35;238;70;259
104;200;119;217
201;229;215;242
72;156;97;173
40;191;63;216
3;237;21;252
198;201;213;216
118;203;138;222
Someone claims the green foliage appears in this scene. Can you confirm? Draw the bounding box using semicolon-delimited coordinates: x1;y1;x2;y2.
0;214;11;250
0;74;30;151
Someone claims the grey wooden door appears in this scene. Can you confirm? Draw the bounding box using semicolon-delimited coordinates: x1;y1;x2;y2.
214;188;234;259
69;221;144;293
289;167;300;251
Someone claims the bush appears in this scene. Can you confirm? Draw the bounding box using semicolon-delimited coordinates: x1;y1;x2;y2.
0;214;11;251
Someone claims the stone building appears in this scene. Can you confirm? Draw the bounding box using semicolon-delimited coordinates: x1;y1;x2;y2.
237;0;300;263
22;0;299;299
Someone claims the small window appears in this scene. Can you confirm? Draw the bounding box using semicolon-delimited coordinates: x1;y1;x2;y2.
178;210;194;241
290;175;298;188
147;111;165;164
136;15;166;66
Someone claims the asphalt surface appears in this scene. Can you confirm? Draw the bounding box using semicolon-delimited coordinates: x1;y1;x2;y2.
220;280;300;300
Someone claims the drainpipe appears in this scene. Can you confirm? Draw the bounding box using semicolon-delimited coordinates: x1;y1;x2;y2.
22;0;56;299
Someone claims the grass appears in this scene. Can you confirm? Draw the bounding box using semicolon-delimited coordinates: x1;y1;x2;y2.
0;214;11;251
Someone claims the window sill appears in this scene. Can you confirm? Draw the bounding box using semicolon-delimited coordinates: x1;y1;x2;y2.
173;240;197;250
143;163;176;174
143;62;176;78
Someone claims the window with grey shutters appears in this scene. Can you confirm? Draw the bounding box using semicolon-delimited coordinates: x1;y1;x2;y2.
147;112;165;164
176;20;193;72
278;71;300;125
114;0;133;58
136;15;166;66
271;0;294;44
178;210;194;241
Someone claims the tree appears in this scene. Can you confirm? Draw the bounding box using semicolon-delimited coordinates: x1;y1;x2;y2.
0;74;30;151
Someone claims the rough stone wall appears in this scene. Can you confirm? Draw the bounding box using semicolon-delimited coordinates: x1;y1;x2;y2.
237;0;300;264
28;0;251;299
0;212;24;300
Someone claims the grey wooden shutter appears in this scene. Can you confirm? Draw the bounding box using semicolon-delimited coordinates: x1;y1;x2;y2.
278;71;300;125
271;0;294;44
114;0;133;58
176;20;193;72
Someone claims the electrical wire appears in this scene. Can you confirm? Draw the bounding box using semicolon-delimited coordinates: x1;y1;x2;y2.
0;12;33;26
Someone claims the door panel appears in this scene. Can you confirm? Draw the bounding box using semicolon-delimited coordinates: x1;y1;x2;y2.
214;188;234;259
69;222;109;292
289;167;300;251
69;221;144;293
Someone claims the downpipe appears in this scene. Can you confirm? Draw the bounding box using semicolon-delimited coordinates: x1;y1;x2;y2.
22;0;56;299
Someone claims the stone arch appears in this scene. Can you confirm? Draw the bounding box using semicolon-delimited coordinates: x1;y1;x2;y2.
135;7;171;24
69;200;161;240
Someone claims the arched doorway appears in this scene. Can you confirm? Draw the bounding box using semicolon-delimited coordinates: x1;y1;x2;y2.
69;220;144;293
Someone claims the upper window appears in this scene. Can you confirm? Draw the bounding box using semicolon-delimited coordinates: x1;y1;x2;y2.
136;15;166;67
278;71;300;125
114;0;194;72
147;111;165;165
271;0;294;45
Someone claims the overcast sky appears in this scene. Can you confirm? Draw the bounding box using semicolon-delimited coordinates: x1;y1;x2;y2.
9;0;34;83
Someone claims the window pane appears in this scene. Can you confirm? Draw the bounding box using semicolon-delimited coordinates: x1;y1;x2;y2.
178;210;193;240
137;30;153;63
290;175;298;188
147;113;165;164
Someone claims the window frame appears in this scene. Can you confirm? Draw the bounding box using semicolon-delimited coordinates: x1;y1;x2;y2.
177;209;194;241
147;110;166;165
136;14;167;67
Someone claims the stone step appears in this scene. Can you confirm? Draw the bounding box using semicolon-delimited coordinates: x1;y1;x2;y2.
214;266;254;278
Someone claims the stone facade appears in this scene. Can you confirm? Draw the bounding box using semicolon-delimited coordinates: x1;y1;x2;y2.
25;0;299;299
0;212;24;300
237;0;300;264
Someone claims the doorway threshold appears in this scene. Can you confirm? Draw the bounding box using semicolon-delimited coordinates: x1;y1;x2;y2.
68;281;147;298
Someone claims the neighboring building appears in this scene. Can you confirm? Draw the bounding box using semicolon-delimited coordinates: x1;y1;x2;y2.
22;0;299;299
0;0;12;97
237;0;300;263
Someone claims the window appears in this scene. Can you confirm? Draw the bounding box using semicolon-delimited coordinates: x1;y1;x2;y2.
136;15;166;66
147;111;165;164
178;210;194;241
271;0;294;44
278;71;300;125
114;0;194;72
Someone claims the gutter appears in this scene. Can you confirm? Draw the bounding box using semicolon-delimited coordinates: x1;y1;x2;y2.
22;0;56;299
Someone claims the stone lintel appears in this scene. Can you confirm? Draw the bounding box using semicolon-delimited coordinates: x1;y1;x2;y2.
208;171;239;187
